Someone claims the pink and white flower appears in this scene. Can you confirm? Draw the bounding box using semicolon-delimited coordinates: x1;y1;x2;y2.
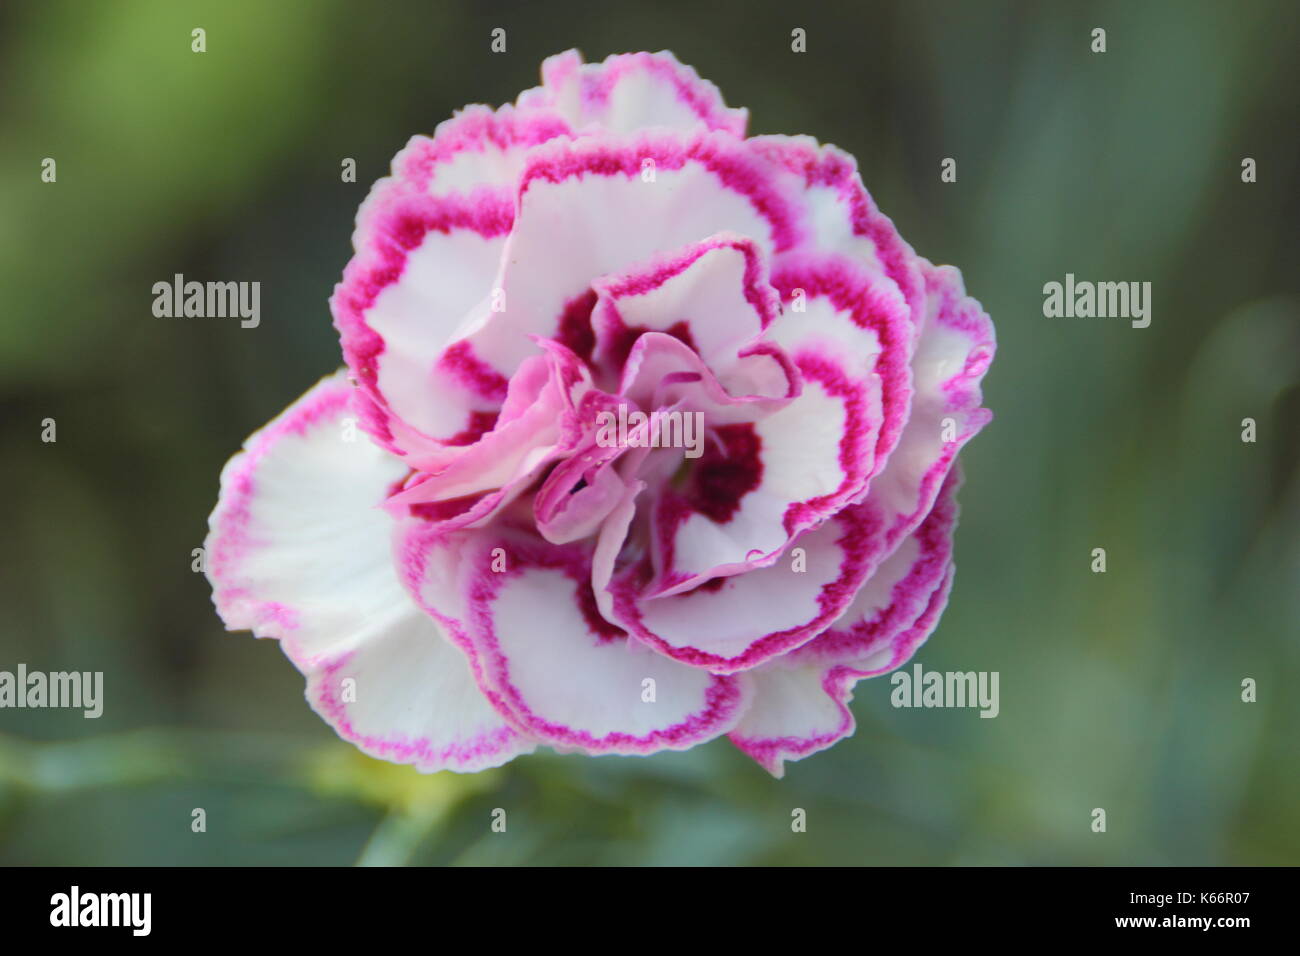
206;50;995;777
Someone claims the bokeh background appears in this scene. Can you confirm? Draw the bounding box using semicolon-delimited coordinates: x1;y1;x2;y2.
1;0;1296;866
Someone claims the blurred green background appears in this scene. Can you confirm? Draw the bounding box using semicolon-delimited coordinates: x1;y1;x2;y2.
1;0;1296;866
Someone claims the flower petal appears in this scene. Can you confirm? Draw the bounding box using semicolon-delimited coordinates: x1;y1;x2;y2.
396;520;752;754
332;105;572;460
854;260;994;548
206;371;534;772
722;261;991;775
768;253;914;484
750;135;926;325
728;570;953;778
332;187;512;457
728;469;962;777
598;253;912;602
591;232;782;383
396;104;572;198
792;466;961;667
518;50;748;137
386;340;595;532
604;502;894;673
455;129;807;384
624;330;874;598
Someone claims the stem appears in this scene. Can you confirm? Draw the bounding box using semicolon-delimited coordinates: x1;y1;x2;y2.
355;809;441;867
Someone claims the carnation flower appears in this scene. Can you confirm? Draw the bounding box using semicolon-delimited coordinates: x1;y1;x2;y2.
206;50;994;776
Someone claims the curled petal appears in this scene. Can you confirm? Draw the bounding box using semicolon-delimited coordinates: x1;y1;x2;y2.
333;105;572;459
517;49;748;137
855;260;994;548
387;340;594;532
768;253;914;484
728;571;953;778
591;232;782;383
459;129;808;382
728;469;961;777
206;372;534;772
792;467;961;667
621;327;869;598
397;521;752;755
603;503;894;673
396;104;572;198
750;135;926;326
331;186;512;457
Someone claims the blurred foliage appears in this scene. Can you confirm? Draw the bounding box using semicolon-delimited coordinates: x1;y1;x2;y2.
0;0;1296;865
